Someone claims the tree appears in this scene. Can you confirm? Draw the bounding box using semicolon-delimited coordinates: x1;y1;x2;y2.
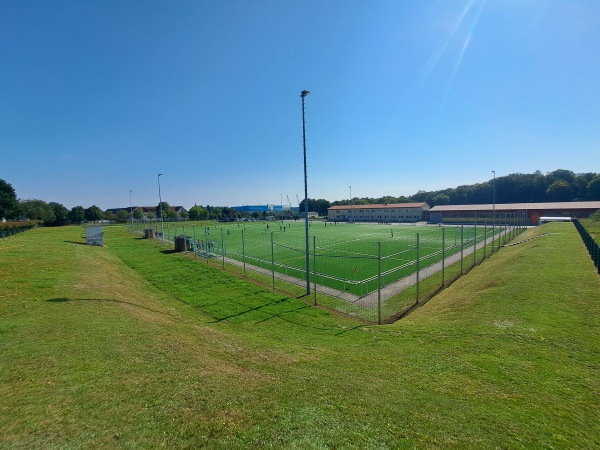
48;202;69;226
211;207;223;220
221;207;237;221
0;179;20;219
587;176;600;200
573;173;595;200
189;205;208;220
431;194;450;206
116;210;130;222
314;199;331;216
84;205;103;224
546;180;574;202
548;169;575;184
68;206;85;223
20;199;55;224
157;202;170;220
133;208;144;220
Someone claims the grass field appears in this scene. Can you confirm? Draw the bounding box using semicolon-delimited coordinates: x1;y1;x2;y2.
1;222;599;448
135;220;519;297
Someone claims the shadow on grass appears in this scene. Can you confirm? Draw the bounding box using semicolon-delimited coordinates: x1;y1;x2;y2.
209;297;291;323
63;240;88;245
45;297;178;317
160;249;180;255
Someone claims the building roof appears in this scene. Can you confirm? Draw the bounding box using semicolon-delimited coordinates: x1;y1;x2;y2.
328;202;428;211
106;206;187;213
429;201;600;212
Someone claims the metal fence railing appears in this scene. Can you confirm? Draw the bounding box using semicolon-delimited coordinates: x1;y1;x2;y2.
130;213;528;324
0;223;38;239
573;219;600;274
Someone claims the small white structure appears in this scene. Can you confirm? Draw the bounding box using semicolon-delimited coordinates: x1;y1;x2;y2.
539;216;572;224
85;226;103;246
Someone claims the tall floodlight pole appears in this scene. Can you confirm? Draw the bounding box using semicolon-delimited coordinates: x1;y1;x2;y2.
129;190;133;229
158;173;164;243
301;90;311;295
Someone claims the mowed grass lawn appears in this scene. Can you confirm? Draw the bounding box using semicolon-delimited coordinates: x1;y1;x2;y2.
1;222;599;448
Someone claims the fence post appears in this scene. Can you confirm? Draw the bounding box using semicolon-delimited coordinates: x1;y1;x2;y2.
490;215;496;259
483;222;487;259
242;229;246;276
313;236;317;306
206;226;209;265
441;227;445;287
460;225;464;274
416;233;420;304
511;213;515;241
220;227;225;268
193;225;196;258
271;232;275;289
378;241;382;325
473;220;477;267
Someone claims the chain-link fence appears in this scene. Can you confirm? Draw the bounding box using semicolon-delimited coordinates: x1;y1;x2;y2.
131;213;527;323
573;219;600;274
0;223;38;239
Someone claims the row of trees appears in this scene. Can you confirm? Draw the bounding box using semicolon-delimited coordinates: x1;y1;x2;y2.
3;170;599;225
0;179;106;225
330;170;600;208
411;170;600;207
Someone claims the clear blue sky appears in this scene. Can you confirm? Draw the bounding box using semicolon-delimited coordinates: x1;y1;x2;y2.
2;0;599;210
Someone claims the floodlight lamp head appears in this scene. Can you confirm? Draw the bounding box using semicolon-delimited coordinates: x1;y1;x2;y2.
301;90;310;98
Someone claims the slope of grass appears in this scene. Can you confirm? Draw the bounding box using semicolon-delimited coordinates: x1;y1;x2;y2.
580;218;600;243
1;223;599;448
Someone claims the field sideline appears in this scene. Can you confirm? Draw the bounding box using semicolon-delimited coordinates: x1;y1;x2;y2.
1;222;599;448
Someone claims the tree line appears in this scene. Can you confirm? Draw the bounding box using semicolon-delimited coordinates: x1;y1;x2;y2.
330;169;600;208
3;170;599;225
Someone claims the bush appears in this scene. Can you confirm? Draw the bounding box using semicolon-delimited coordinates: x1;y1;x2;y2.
0;220;42;231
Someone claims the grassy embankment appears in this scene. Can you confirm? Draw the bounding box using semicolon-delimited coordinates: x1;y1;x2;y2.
581;218;600;243
1;223;599;448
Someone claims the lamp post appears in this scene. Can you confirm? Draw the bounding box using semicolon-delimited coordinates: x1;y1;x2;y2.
158;173;164;243
301;90;311;295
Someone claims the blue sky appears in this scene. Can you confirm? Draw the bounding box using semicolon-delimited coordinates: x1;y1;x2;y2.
1;0;599;210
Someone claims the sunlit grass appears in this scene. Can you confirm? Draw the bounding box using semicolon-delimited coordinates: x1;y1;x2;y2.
1;223;599;448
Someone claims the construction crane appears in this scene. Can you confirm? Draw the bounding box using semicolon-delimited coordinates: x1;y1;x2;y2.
296;194;301;208
286;195;292;210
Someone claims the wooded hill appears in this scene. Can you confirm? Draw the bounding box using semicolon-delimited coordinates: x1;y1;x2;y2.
330;169;600;208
